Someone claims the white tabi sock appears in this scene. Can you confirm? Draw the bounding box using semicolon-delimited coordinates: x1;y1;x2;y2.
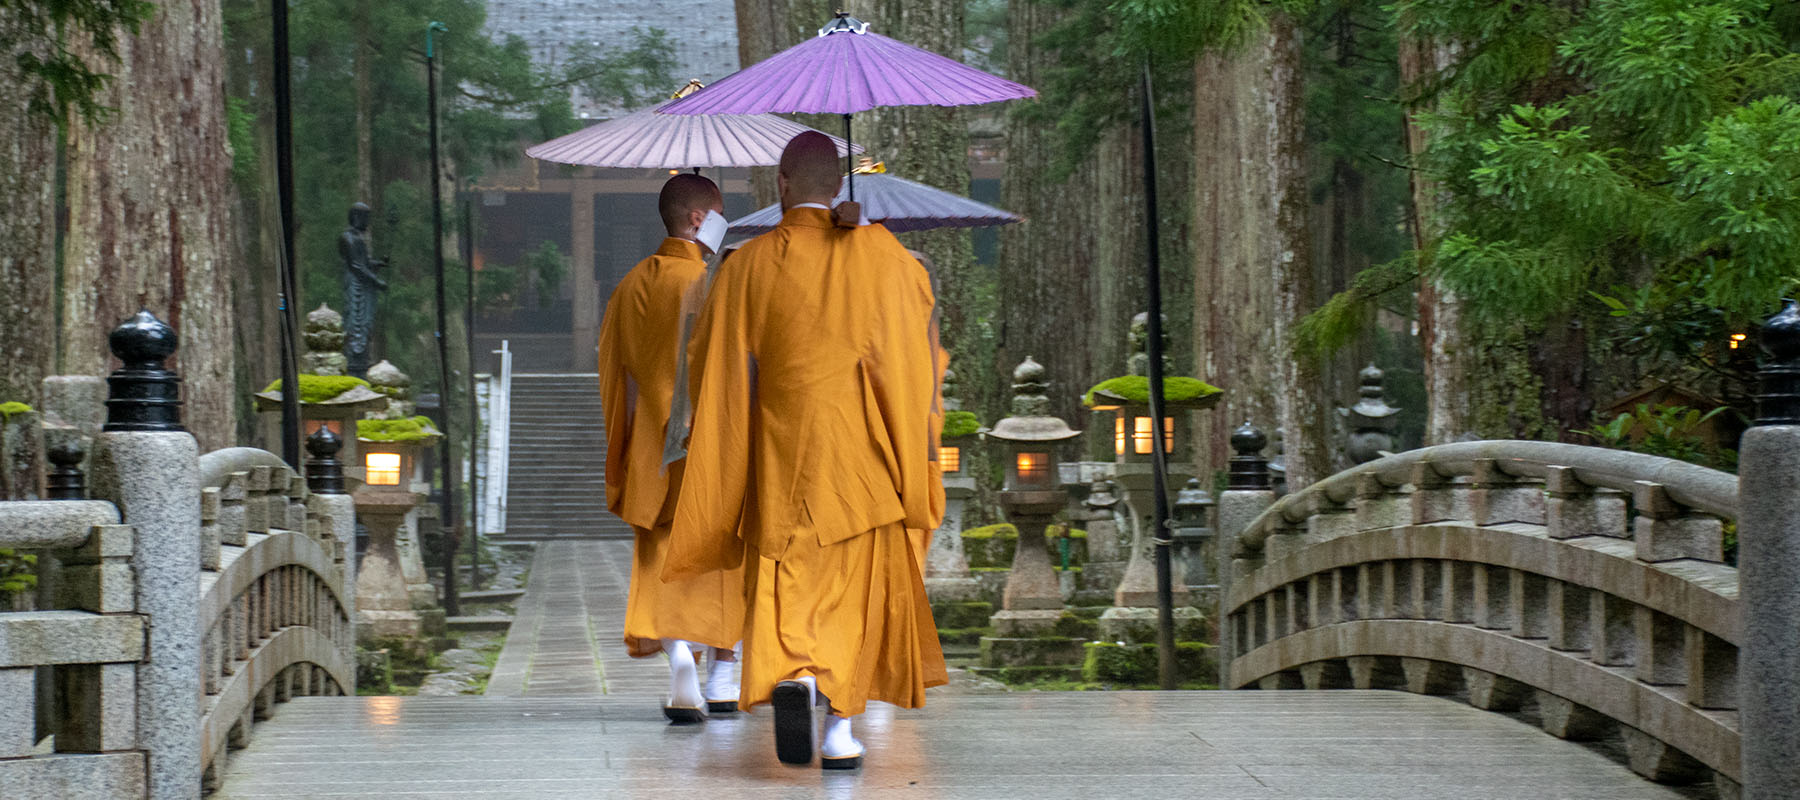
704;645;739;702
821;714;861;758
662;639;703;709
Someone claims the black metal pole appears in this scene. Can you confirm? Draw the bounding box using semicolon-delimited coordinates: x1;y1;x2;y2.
843;114;855;202
1141;64;1177;690
462;191;481;588
427;21;460;617
272;0;303;468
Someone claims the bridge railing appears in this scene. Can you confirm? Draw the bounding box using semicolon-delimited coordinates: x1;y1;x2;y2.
195;447;356;792
1220;438;1742;794
0;312;357;800
0;497;144;797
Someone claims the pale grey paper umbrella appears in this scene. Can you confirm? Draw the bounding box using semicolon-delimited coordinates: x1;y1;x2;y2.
525;81;860;169
726;164;1020;234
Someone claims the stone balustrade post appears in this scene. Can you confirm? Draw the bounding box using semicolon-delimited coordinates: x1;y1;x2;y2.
307;426;357;637
1739;298;1800;800
1217;421;1275;685
88;310;202;800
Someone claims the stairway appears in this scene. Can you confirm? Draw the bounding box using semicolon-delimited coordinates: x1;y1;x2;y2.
499;374;633;540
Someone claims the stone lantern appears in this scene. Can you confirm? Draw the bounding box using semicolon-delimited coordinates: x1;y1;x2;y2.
925;367;982;603
1171;477;1218;601
1342;363;1401;464
254;304;389;484
1087;313;1219;643
982;357;1080;637
356;360;442;609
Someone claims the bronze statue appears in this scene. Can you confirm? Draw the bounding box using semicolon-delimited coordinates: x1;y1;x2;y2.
339;202;386;378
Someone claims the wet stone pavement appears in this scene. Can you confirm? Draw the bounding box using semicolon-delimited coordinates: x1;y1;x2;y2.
212;541;1691;799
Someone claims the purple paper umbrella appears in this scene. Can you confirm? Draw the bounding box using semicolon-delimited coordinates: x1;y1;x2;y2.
657;15;1035;116
726;167;1019;235
525;82;861;169
659;13;1036;200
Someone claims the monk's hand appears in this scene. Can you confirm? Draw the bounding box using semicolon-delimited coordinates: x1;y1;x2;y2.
831;201;863;228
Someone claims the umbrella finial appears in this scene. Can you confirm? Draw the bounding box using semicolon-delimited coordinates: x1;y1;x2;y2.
671;79;705;99
819;12;869;36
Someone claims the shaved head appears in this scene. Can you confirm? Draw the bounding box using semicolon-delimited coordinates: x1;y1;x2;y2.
777;131;843;209
659;173;724;236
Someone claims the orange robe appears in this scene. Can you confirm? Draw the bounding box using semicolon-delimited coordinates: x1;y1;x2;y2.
598;237;746;658
666;207;947;716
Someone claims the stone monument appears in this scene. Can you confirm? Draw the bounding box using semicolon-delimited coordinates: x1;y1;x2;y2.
340;202;387;379
303;304;349;376
924;367;982;602
1341;363;1400;464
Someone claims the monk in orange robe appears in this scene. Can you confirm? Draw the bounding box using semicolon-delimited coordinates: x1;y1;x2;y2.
666;132;947;769
597;174;746;723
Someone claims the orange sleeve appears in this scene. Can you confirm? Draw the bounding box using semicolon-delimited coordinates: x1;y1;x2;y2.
596;294;632;516
664;252;756;580
864;241;945;532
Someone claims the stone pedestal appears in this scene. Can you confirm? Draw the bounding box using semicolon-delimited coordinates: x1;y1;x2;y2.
354;490;423;640
925;477;981;602
1074;487;1125;605
1108;462;1192;606
988;502;1064;636
399;498;437;608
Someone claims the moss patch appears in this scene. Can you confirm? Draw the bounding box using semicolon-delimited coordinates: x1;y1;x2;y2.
0;401;32;418
357;416;441;442
1082;375;1221;408
963;523;1015;539
263;374;372;404
1081;641;1216;685
943;410;981;439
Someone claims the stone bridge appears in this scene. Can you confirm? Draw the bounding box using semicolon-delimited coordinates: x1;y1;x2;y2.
3;310;1799;799
1220;439;1742;792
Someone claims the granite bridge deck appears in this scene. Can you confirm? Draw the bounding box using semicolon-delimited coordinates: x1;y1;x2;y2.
211;541;1694;799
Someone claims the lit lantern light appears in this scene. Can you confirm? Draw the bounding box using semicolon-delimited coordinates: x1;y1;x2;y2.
985;357;1081;499
1730;333;1748;350
939;444;962;474
1131;415;1174;455
365;452;403;486
1014;451;1050;486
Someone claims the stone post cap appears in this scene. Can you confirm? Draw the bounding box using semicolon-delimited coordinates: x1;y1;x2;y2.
306;426;346;495
1756;298;1800;425
103;309;184;433
1230;420;1266;455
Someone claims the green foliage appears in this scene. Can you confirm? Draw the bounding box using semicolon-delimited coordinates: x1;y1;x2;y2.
0;401;33;417
1081;375;1220;407
262;375;372;404
3;0;155;123
357;415;442;442
1294;258;1419;359
0;548;37;597
943;410;981;439
1578;403;1739;470
1391;0;1800;391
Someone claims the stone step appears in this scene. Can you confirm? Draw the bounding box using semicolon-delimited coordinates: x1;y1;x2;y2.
445;616;514;632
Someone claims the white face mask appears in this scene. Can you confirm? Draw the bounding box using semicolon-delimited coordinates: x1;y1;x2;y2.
695;210;729;255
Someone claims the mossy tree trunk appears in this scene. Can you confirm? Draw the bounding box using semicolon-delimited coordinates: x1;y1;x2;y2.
63;0;240;451
731;0;833;208
998;2;1151;430
0;8;57;408
1190;14;1332;489
856;0;990;419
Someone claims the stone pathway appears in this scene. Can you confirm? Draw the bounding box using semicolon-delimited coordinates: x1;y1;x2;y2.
213;539;1698;799
486;539;666;699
